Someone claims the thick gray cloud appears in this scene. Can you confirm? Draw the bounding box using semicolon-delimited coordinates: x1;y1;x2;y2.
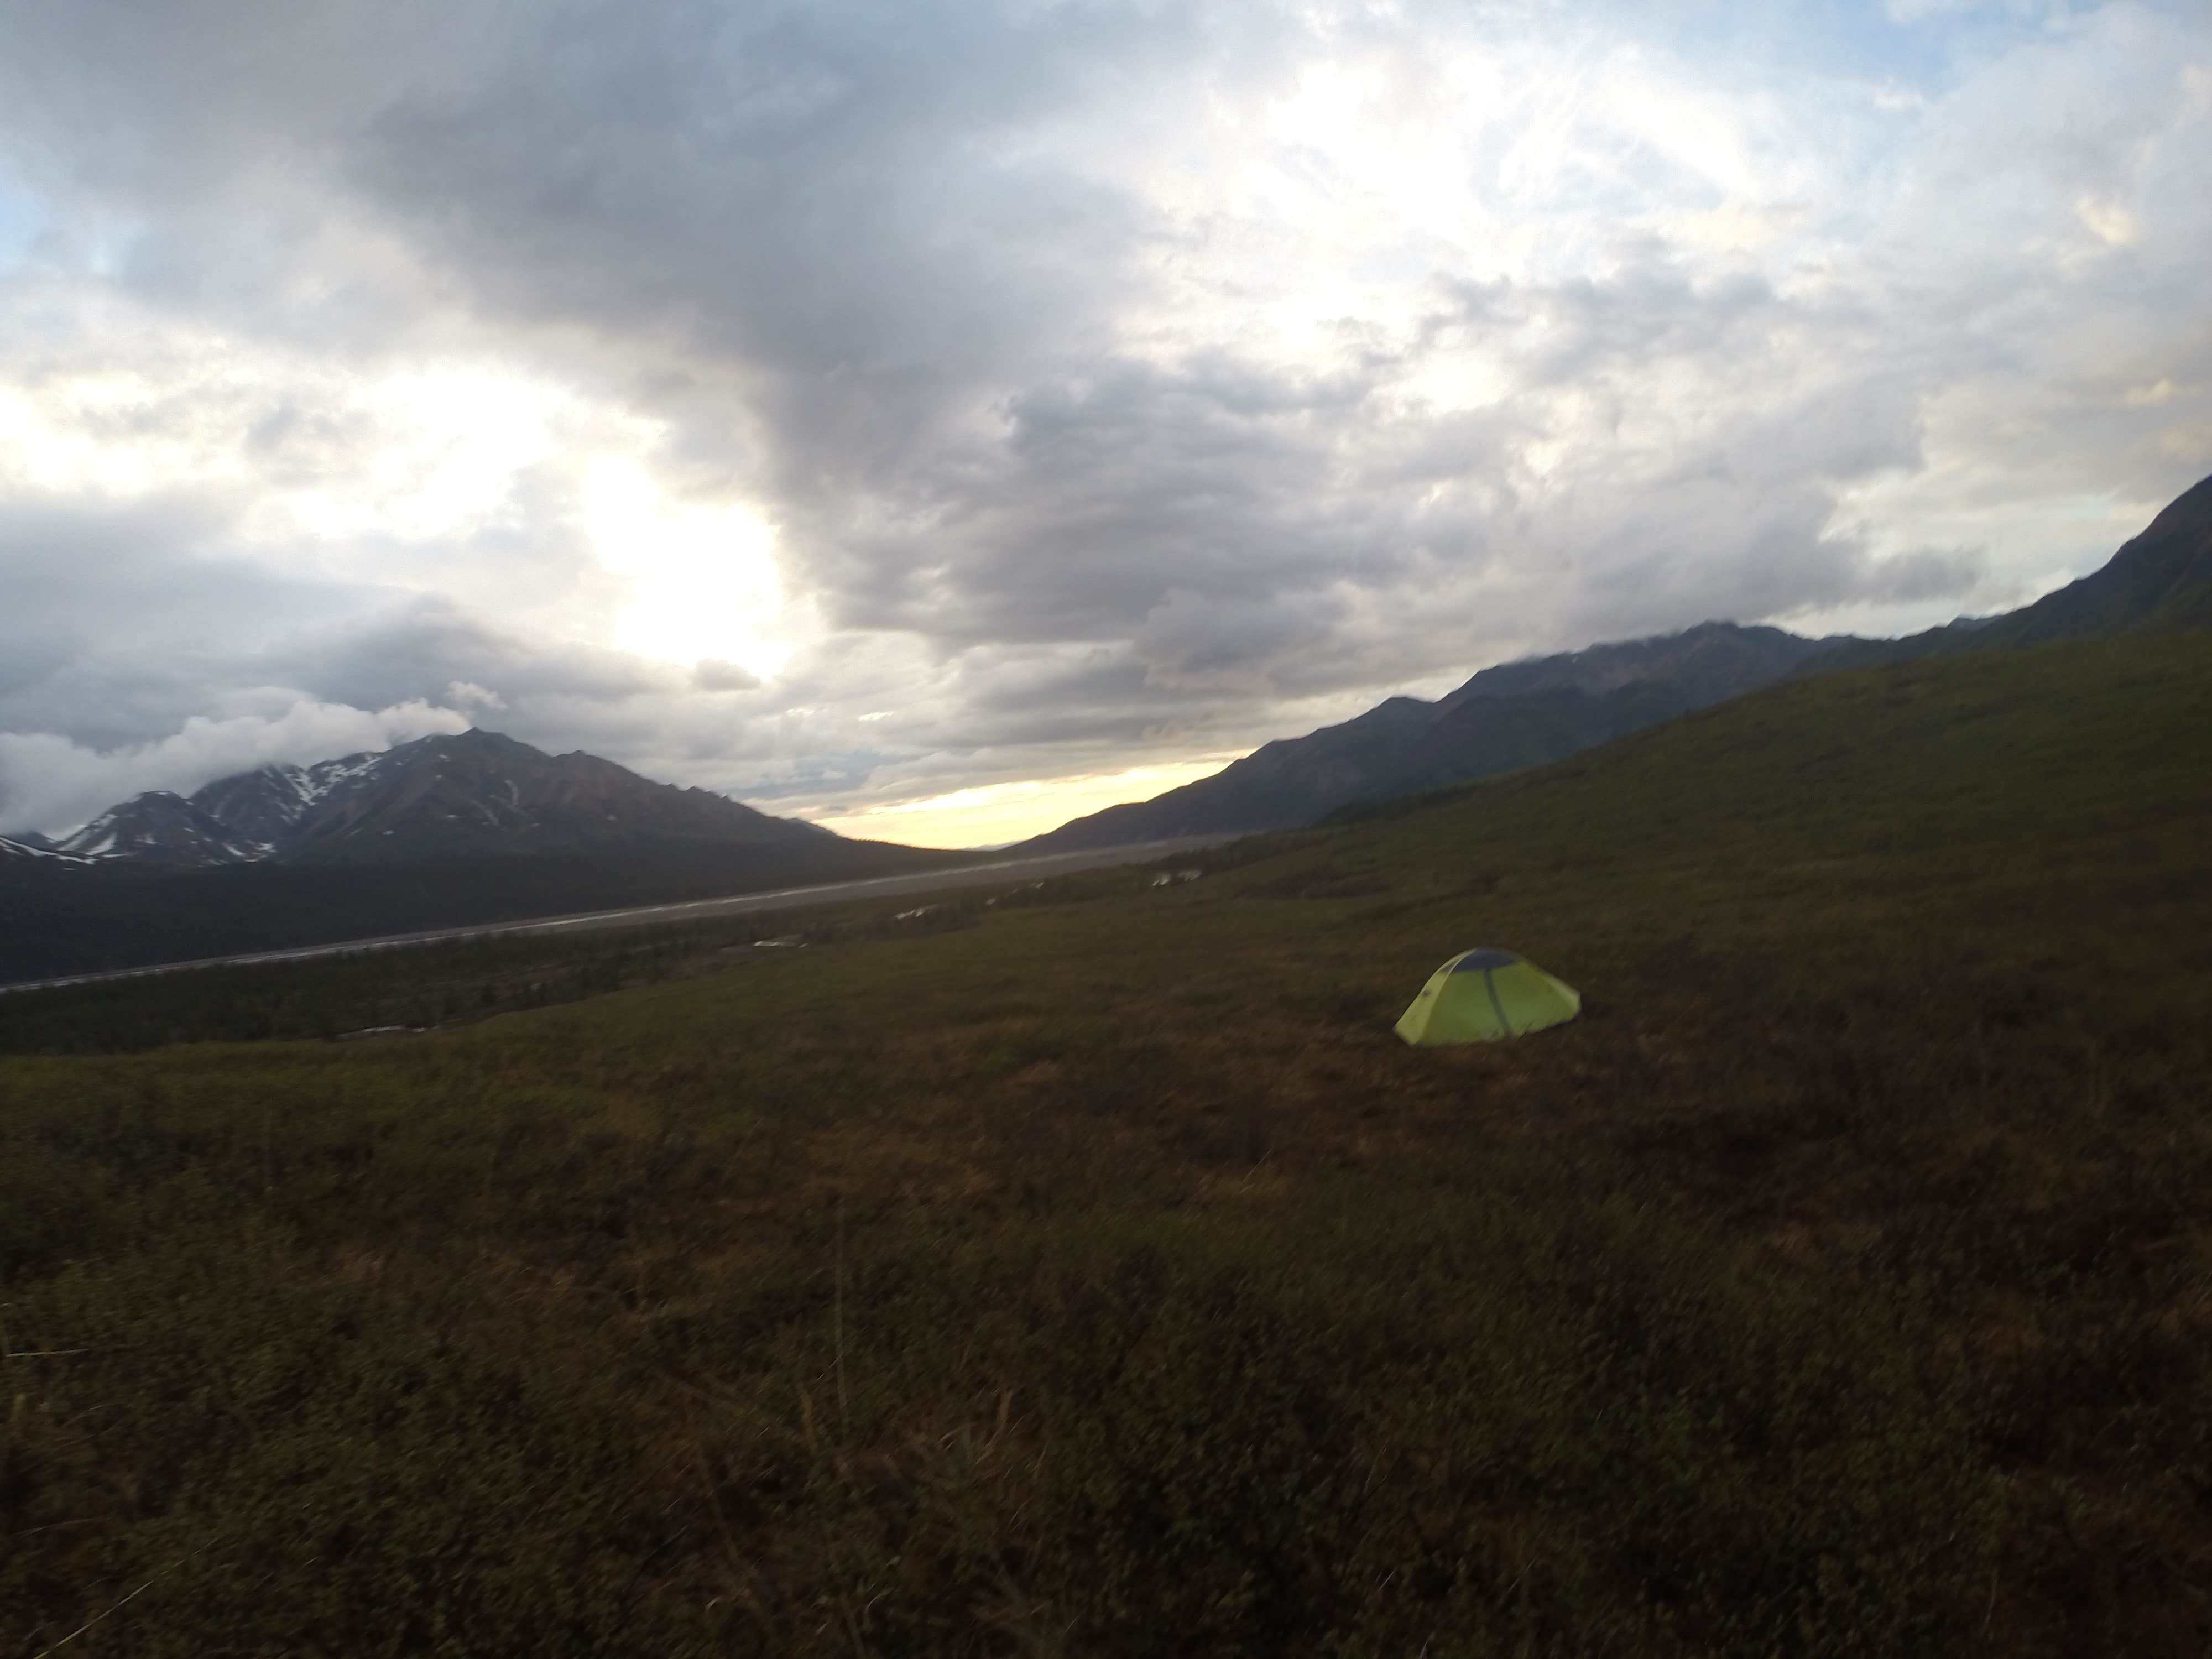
0;0;2207;841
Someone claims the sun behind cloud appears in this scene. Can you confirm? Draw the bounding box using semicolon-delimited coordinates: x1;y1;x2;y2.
582;458;794;679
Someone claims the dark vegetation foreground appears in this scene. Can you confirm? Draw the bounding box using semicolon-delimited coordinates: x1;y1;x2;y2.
3;633;2210;1656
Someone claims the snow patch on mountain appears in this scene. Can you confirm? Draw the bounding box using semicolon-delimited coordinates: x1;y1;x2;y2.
0;834;95;868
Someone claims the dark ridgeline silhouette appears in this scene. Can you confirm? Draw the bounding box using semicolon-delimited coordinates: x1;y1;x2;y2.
1022;470;2212;851
1022;622;1838;851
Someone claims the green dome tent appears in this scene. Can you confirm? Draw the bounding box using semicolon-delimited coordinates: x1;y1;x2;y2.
1395;948;1581;1045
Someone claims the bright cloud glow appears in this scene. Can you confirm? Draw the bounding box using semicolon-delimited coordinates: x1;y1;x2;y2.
0;0;2206;846
581;458;796;678
278;366;572;545
810;756;1245;848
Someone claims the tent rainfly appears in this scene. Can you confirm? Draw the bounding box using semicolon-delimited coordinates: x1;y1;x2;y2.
1394;948;1580;1045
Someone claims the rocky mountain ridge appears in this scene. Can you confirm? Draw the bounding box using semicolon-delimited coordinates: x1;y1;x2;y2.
1024;622;1843;851
0;833;92;868
39;729;836;869
1023;469;2212;851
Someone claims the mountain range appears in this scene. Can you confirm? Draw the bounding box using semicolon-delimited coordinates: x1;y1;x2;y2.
0;733;966;983
3;729;835;870
4;470;2206;982
1021;471;2212;850
1022;622;1839;851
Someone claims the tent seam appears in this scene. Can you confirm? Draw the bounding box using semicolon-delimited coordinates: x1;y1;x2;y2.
1482;969;1514;1036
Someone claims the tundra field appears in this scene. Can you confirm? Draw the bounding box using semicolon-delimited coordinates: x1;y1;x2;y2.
4;631;2211;1656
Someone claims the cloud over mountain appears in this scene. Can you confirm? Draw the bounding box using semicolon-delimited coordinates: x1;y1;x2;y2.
0;0;2206;841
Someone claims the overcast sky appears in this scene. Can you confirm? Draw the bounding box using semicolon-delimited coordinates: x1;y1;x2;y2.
0;0;2206;846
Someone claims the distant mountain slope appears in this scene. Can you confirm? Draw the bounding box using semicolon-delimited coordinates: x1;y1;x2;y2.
1986;471;2212;640
48;729;838;868
54;792;257;866
0;834;92;870
1819;471;2212;672
1025;468;2212;852
1024;623;1837;851
1;729;973;982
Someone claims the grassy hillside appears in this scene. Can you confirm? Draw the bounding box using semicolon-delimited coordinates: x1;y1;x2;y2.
4;631;2210;1656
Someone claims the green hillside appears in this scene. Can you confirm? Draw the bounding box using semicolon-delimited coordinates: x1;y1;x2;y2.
4;631;2210;1656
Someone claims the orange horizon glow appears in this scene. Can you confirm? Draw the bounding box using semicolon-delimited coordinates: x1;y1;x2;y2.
807;755;1242;849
